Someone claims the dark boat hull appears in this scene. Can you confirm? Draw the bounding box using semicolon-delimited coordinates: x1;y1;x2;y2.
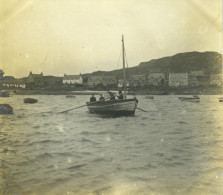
86;98;138;116
24;98;38;104
178;96;200;102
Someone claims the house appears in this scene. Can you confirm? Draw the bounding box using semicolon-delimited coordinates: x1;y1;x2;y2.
129;75;146;87
2;77;26;88
44;76;62;87
63;74;83;85
147;73;165;86
118;79;129;88
26;71;44;88
2;76;16;88
188;75;199;86
188;71;205;86
87;76;104;87
87;75;117;88
169;73;188;87
210;74;222;86
102;76;117;87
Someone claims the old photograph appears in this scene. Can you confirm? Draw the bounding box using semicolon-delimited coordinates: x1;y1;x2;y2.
0;0;222;194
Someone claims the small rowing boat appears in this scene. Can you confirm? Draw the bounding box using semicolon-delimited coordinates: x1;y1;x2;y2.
24;98;38;104
145;95;154;99
66;94;76;98
218;97;223;102
178;95;200;102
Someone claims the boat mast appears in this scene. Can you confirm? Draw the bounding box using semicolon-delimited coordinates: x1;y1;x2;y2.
122;35;127;99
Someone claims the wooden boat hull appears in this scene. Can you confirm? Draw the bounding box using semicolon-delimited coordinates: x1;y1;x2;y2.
179;97;200;102
86;98;138;116
219;98;223;102
145;96;154;99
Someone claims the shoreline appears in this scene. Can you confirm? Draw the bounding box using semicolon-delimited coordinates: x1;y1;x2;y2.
1;86;223;96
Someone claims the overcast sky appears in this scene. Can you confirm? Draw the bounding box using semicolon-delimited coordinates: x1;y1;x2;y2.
0;0;222;78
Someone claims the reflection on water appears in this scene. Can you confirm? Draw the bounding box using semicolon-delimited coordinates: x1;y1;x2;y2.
0;95;223;194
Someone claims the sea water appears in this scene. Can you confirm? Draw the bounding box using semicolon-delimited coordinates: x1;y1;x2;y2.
0;95;223;195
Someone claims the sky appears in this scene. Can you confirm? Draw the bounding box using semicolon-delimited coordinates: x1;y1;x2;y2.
0;0;222;78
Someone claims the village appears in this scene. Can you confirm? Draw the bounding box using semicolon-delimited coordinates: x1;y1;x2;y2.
0;69;222;94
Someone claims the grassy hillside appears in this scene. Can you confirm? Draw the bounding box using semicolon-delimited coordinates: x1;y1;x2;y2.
85;51;222;79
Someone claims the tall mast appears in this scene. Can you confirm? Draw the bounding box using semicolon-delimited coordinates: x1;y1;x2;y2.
122;35;127;99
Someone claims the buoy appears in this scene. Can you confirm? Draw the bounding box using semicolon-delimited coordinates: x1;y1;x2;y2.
0;104;13;115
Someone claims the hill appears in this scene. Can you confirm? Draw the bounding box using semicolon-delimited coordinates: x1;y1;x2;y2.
86;51;222;79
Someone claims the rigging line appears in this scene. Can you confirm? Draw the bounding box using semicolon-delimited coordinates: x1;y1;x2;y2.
116;46;122;70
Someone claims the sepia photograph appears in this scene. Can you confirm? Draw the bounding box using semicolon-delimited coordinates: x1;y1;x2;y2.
0;0;222;194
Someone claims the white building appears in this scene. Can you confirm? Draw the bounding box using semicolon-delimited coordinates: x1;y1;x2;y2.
210;74;222;86
63;74;83;85
118;79;129;88
169;73;188;87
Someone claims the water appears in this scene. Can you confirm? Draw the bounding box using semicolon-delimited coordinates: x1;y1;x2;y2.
0;95;223;195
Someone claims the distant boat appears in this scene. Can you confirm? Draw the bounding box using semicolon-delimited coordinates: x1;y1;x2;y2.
86;35;138;116
24;98;38;104
0;91;9;97
178;95;200;102
145;95;154;99
218;97;223;102
66;94;76;98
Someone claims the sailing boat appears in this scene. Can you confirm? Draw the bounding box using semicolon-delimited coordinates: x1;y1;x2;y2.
86;35;138;116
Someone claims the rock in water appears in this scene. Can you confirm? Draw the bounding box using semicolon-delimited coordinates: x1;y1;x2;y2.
24;98;38;104
0;104;13;115
0;92;9;97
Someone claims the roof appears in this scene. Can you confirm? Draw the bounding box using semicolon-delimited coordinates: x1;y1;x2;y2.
44;76;62;82
63;74;82;80
31;74;43;79
26;72;44;83
3;76;15;80
2;78;26;84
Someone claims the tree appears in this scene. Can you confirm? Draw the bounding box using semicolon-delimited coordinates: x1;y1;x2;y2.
0;69;4;78
0;69;4;86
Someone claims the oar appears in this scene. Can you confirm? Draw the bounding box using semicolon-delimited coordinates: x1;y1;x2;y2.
59;104;88;113
137;107;148;112
59;97;110;114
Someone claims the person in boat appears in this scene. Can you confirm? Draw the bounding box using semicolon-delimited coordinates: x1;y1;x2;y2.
99;94;105;102
117;90;124;100
90;94;96;102
109;92;116;100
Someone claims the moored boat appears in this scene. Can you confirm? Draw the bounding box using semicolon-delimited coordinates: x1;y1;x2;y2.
66;94;76;98
178;95;200;102
145;95;154;99
24;98;38;104
218;97;223;102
